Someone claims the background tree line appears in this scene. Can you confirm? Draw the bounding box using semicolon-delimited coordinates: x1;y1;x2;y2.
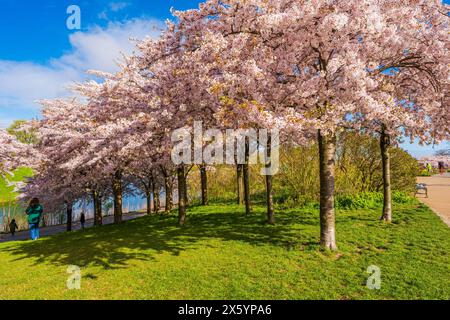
186;132;418;208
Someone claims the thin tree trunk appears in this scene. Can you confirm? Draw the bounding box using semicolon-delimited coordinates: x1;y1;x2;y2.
236;164;244;205
265;134;275;224
200;164;208;205
41;210;46;227
177;166;187;225
96;194;102;226
153;182;160;213
112;170;123;224
380;130;392;222
92;191;98;226
92;190;102;226
318;130;337;251
165;175;173;213
243;140;251;215
157;192;161;211
146;190;152;215
66;202;73;232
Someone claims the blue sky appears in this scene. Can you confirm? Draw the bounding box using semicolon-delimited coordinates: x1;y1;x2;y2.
0;0;202;127
0;1;202;63
0;0;448;158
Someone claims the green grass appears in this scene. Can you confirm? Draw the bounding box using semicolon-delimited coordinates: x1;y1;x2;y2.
0;201;449;300
0;167;33;203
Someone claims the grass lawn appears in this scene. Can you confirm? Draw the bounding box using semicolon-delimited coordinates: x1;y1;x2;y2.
0;201;449;299
0;167;33;203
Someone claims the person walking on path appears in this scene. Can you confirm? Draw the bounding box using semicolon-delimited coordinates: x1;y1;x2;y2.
25;198;43;240
9;219;18;237
80;212;86;230
426;162;432;174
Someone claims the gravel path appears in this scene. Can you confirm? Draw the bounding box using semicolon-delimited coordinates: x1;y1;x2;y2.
417;173;450;227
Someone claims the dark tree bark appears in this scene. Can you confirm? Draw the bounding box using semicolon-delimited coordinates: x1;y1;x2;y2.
199;164;208;205
177;166;187;225
265;134;275;224
66;201;73;232
157;193;161;211
146;190;152;215
243;140;251;215
164;175;173;213
92;190;102;226
153;181;160;213
236;164;244;205
96;194;102;226
318;130;337;251
93;191;98;225
112;170;123;224
139;175;152;215
380;129;392;222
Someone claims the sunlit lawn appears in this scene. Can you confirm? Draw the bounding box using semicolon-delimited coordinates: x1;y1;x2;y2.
0;167;32;203
0;201;449;299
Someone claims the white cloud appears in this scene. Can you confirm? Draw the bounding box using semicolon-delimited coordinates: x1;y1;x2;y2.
0;61;75;110
109;2;130;12
0;18;163;127
54;19;162;73
98;2;131;20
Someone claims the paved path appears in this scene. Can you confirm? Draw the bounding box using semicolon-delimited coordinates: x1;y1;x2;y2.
417;173;450;227
0;211;146;243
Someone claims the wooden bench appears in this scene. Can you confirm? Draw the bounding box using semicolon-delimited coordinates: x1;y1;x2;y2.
415;183;428;198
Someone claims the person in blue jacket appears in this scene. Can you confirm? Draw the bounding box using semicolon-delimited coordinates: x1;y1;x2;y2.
26;198;43;240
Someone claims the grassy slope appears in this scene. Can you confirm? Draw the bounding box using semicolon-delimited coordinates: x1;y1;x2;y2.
0;201;449;300
0;167;33;203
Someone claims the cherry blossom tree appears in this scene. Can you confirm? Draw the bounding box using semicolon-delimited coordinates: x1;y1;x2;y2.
135;28;227;223
344;0;449;222
72;67;156;224
21;98;98;228
0;129;28;176
167;0;449;249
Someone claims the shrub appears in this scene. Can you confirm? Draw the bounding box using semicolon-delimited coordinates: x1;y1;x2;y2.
335;132;418;194
336;192;383;209
418;169;432;176
335;191;415;209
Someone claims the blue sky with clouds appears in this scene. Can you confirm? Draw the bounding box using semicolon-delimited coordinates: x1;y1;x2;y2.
0;0;448;158
0;0;203;127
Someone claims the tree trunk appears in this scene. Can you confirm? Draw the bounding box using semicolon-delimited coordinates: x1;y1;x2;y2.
380;130;392;222
157;192;161;211
200;164;208;205
318;130;337;251
66;202;73;232
92;190;102;226
165;175;173;213
96;194;102;226
243;140;251;215
265;134;275;224
112;170;123;224
236;164;244;205
153;182;160;213
146;190;152;215
92;191;98;226
177;166;187;225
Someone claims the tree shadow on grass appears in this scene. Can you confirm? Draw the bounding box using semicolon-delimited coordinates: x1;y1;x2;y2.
3;206;321;270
